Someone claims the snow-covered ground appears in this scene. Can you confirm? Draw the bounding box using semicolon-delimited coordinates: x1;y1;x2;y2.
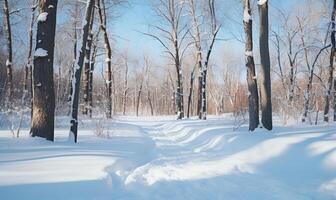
0;115;336;200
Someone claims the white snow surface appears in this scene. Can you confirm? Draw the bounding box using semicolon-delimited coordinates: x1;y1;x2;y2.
37;12;48;22
34;48;48;57
0;115;336;200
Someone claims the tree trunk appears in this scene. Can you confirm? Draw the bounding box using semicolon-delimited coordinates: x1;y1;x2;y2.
97;0;113;118
69;0;95;143
258;0;272;130
122;59;129;115
244;0;259;131
3;0;13;104
187;69;195;118
174;39;184;119
88;32;99;118
83;6;95;115
30;0;58;141
324;1;335;122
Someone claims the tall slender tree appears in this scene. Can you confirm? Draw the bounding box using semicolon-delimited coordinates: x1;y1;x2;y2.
244;0;259;131
97;0;113;118
258;0;272;130
3;0;13;104
83;4;95;115
30;0;58;141
69;0;95;143
324;0;336;122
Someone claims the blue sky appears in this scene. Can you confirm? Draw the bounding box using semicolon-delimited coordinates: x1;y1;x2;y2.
112;0;301;60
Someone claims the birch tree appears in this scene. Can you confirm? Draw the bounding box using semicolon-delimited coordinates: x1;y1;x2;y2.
188;0;220;120
30;0;58;141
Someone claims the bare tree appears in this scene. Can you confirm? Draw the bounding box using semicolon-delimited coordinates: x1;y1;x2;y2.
83;4;95;115
97;0;113;118
258;0;272;130
30;0;58;141
323;0;336;122
243;0;259;131
146;0;189;119
188;0;220;120
3;0;13;104
122;54;129;115
69;0;95;143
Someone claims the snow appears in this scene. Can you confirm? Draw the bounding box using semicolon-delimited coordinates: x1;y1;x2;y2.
258;0;267;6
34;48;48;57
245;51;253;57
37;12;48;22
0;115;336;199
243;8;251;23
5;59;11;66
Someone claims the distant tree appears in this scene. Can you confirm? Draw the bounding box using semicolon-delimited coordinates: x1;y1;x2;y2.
323;0;336;122
97;0;113;118
30;0;58;141
146;0;189;119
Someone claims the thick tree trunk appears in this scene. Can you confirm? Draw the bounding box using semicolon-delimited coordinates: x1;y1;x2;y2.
30;0;58;141
258;0;272;130
324;1;336;122
3;0;13;104
69;0;95;143
83;7;95;115
97;0;113;118
244;0;259;131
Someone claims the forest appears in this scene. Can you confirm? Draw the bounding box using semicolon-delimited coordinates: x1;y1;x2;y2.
0;0;336;199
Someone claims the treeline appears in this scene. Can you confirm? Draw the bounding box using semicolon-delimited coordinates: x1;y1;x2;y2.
0;0;335;142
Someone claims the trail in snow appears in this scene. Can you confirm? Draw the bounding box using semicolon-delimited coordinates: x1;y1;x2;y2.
0;115;336;200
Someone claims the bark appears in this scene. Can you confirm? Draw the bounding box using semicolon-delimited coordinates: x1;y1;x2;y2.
69;0;95;143
30;0;58;141
187;69;195;118
324;1;336;122
97;0;113;118
258;1;272;130
68;1;79;108
302;45;331;122
83;6;95;115
244;0;259;131
136;80;143;117
122;59;129;115
3;0;13;104
174;38;184;119
88;32;99;118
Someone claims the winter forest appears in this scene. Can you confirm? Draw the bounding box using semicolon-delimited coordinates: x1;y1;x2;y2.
1;0;336;199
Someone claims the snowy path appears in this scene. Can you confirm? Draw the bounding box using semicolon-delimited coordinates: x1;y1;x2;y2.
1;116;336;199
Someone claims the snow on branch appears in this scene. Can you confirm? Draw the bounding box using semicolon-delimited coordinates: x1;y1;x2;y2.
258;0;267;6
34;48;48;57
37;12;48;22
